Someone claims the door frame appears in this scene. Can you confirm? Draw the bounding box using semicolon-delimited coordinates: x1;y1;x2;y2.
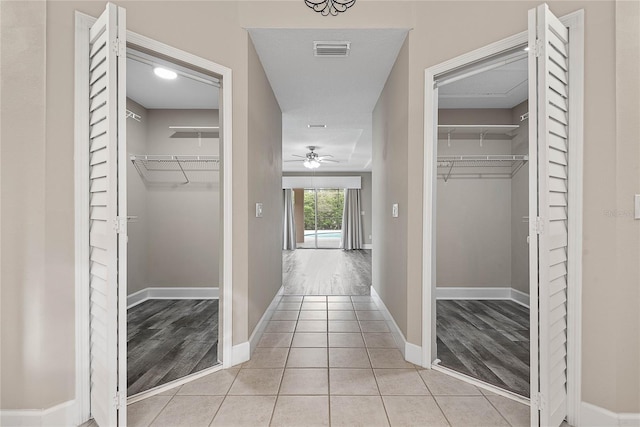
74;11;234;424
421;8;583;425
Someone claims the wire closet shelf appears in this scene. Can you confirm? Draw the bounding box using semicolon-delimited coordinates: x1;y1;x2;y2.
131;154;220;184
437;154;528;182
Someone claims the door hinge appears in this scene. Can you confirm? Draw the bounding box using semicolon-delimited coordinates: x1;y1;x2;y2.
534;217;544;234
534;39;543;58
113;391;125;409
532;392;546;411
112;38;125;57
114;216;127;234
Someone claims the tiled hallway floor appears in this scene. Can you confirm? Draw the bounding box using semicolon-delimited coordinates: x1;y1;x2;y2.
127;295;530;426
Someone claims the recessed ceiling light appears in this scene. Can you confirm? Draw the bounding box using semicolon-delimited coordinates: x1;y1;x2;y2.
154;67;177;80
308;124;326;128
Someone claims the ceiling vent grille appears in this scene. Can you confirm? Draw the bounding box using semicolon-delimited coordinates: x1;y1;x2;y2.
314;41;351;57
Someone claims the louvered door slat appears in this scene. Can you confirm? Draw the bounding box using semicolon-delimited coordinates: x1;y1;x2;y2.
87;4;122;426
534;4;571;426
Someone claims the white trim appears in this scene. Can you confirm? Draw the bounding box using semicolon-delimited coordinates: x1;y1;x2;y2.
282;176;361;189
564;10;585;427
228;285;285;367
510;288;530;308
248;286;285;354
363;243;373;250
127;364;223;404
75;10;234;424
231;342;251;366
422;8;584;423
74;11;93;426
581;402;640;427
432;364;530;406
0;400;77;427
370;287;422;366
404;342;422;366
127;287;220;308
435;286;530;308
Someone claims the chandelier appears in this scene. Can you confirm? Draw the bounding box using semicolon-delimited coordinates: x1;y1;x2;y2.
304;0;356;16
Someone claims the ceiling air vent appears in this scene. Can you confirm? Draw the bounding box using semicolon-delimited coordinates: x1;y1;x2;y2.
314;41;351;57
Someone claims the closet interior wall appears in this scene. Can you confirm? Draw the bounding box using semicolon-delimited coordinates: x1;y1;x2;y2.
436;105;529;297
126;98;220;296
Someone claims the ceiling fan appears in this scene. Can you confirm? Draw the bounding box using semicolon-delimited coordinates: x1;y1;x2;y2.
285;146;338;169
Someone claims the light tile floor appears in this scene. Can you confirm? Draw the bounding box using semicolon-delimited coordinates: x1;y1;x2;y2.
123;295;532;427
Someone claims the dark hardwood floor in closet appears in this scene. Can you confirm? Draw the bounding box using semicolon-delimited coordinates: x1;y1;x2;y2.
283;249;372;295
436;299;530;397
127;299;219;396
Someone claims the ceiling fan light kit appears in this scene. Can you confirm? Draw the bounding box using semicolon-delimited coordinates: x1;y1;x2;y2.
304;158;321;169
286;146;339;169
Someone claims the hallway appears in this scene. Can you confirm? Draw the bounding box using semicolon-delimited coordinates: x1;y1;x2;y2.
126;295;530;426
283;250;372;295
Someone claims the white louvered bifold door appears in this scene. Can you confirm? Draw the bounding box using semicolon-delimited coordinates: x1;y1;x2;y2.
88;3;127;426
529;4;570;426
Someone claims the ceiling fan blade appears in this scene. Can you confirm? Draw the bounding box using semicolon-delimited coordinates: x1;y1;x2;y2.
290;154;306;158
284;160;303;162
320;159;339;163
317;154;334;158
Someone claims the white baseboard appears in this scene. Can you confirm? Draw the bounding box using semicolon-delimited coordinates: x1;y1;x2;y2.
370;287;423;366
0;400;77;427
436;286;530;308
363;243;373;250
231;342;250;366
127;286;219;308
581;401;640;427
249;286;284;354
509;288;529;307
229;286;284;367
249;286;285;354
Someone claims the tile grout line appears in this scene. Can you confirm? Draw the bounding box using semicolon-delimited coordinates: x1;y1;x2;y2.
144;389;177;427
268;296;300;426
483;393;516;426
207;365;241;426
354;295;394;427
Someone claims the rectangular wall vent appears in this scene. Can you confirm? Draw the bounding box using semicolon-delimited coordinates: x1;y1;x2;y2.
314;41;350;57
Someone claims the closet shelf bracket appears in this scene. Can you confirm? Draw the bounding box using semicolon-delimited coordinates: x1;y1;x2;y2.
130;154;220;184
437;154;529;180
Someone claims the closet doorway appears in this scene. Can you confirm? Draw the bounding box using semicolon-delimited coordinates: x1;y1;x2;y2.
74;4;233;425
434;50;531;398
125;48;221;396
423;4;584;427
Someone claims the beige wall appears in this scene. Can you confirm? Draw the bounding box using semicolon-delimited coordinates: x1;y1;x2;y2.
372;37;409;338
1;0;638;415
510;101;530;295
246;37;283;336
144;109;220;289
0;0;50;410
435;106;530;293
126;99;149;295
612;0;640;413
126;105;220;295
436;109;515;289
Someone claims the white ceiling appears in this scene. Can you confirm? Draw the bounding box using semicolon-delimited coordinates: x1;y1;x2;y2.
438;57;528;109
126;49;219;110
248;29;409;172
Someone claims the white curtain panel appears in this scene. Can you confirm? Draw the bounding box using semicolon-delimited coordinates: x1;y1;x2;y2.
341;189;363;250
283;189;296;250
